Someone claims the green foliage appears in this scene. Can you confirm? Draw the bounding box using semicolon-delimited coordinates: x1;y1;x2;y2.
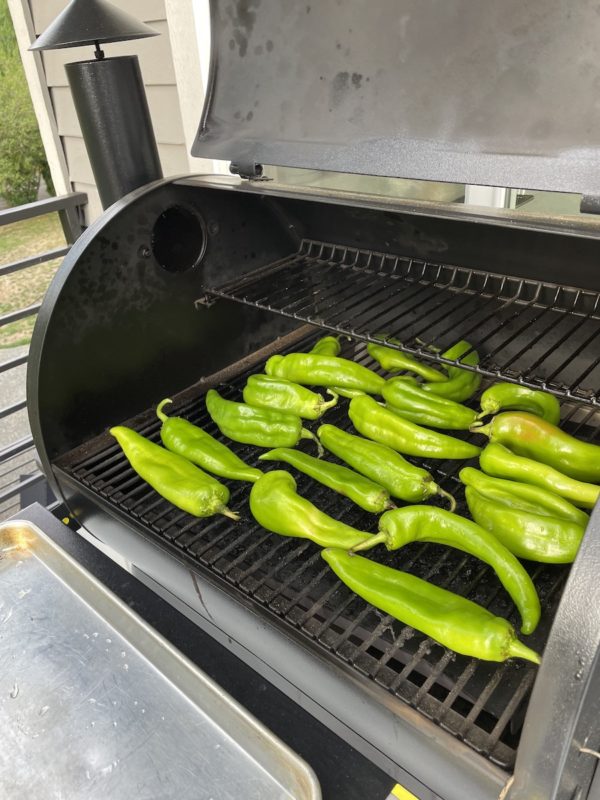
0;0;51;206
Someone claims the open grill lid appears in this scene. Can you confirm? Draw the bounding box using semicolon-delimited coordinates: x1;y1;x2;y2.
193;0;600;200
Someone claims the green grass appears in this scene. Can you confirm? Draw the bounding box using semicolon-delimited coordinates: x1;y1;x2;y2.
0;213;66;348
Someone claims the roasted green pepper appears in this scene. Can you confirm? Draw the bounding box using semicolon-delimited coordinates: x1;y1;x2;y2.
321;549;540;663
243;375;338;420
157;399;262;482
480;442;600;510
349;395;481;460
473;411;600;483
383;377;478;430
367;337;447;382
352;505;540;634
477;383;560;424
266;353;385;394
461;467;588;563
110;425;239;519
249;470;371;548
259;447;394;513
310;335;341;356
423;340;482;403
318;424;456;509
206;389;322;454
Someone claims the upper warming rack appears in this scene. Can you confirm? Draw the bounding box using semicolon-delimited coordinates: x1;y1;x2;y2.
201;239;600;407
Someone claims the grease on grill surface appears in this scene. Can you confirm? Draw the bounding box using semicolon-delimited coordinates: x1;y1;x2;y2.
55;333;600;769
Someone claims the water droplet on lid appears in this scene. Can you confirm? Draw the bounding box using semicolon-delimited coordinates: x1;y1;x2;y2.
113;721;118;727
39;705;49;716
9;682;19;699
90;721;95;728
141;708;146;714
105;638;112;644
120;651;126;658
123;664;129;671
92;632;98;638
133;700;138;706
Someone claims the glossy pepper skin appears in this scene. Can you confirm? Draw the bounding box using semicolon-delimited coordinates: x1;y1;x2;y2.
206;389;322;454
461;467;588;563
318;424;455;509
249;470;371;549
480;442;600;510
473;411;600;483
367;337;447;382
477;383;560;424
157;399;262;482
349;395;481;460
353;505;540;634
321;549;540;663
110;426;239;519
310;335;341;356
383;377;477;430
259;447;394;514
423;340;482;402
266;353;385;395
243;375;338;420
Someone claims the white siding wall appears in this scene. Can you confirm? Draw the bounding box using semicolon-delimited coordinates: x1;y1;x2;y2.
29;0;189;222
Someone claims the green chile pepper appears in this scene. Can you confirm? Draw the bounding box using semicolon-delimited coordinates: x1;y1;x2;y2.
259;447;394;513
206;389;322;454
480;442;600;510
333;387;367;399
310;335;341;356
249;470;371;548
473;411;600;483
383;377;477;430
157;399;262;482
349;395;481;460
461;467;588;563
243;375;338;420
321;549;540;663
266;353;385;394
317;424;456;509
367;337;447;382
110;426;239;519
423;340;482;403
477;383;560;424
352;505;540;634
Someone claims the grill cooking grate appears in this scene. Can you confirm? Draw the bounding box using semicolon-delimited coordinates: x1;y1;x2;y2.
200;239;600;407
55;334;600;770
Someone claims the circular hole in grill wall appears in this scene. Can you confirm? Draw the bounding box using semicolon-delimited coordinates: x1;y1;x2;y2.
151;206;207;273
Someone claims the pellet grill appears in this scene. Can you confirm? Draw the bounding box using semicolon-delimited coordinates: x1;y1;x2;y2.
27;2;600;798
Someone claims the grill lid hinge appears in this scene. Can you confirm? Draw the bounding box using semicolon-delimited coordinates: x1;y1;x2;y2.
580;195;600;214
229;160;270;181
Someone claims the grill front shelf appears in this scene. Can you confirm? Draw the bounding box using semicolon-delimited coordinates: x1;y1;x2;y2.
200;238;600;407
55;334;600;770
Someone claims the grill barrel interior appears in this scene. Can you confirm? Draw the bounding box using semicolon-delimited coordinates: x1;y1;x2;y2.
28;178;600;798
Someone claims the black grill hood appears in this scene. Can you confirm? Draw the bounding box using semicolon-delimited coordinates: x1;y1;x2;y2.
193;0;600;196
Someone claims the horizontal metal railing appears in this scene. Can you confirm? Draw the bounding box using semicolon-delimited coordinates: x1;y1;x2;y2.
0;191;86;517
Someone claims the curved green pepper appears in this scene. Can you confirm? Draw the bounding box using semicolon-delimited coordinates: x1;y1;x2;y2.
349;395;481;460
206;389;322;454
310;335;341;356
259;447;394;513
367;337;447;382
249;470;371;549
461;467;588;563
383;378;477;430
352;505;540;634
266;353;385;394
422;340;482;403
318;424;456;509
110;426;239;519
480;442;600;510
473;411;600;483
477;383;560;424
243;375;338;420
321;549;540;663
157;399;262;482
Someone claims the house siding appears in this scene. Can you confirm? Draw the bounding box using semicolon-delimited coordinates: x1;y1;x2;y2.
28;0;189;223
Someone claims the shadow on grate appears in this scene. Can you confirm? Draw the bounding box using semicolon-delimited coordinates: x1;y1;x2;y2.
54;333;600;769
201;239;600;406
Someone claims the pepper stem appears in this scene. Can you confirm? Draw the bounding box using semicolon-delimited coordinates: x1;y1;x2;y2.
470;421;491;435
507;639;541;664
351;532;388;553
301;428;324;457
220;507;241;521
437;487;457;512
157;397;173;422
321;389;339;412
475;410;488;421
